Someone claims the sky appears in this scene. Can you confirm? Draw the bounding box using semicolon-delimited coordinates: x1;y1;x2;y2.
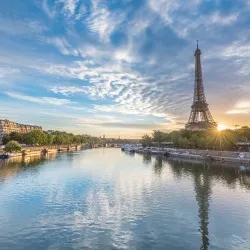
0;0;250;138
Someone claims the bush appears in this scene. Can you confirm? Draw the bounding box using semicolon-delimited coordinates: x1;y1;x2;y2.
4;140;22;153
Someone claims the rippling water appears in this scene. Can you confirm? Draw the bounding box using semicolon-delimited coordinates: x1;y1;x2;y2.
0;148;250;250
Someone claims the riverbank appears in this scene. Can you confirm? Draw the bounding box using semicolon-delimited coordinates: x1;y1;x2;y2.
0;144;90;160
127;145;250;165
167;148;250;164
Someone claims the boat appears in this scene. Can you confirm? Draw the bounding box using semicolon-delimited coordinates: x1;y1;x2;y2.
169;151;180;157
135;147;144;153
239;165;250;173
142;147;151;154
121;144;129;151
163;151;170;157
0;153;9;159
150;147;163;155
121;144;137;153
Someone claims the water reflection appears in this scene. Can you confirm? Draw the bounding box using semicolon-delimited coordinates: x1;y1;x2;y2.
194;169;211;250
153;156;163;176
0;153;56;183
142;154;152;165
168;159;250;250
0;149;250;250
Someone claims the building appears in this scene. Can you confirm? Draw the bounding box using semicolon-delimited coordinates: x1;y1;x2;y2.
0;119;42;144
186;41;217;131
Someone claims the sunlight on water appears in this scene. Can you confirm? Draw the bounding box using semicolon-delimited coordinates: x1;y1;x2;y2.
0;148;250;250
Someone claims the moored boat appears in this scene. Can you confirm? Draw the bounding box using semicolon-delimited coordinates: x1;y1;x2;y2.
0;153;9;159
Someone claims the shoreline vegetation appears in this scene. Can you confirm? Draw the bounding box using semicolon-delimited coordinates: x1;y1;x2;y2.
1;125;250;152
1;130;100;146
141;127;250;151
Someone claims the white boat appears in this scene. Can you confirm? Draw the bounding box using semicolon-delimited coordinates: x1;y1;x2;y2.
135;147;144;153
142;147;151;154
238;152;245;159
121;144;129;151
239;165;250;173
150;147;163;155
122;144;137;152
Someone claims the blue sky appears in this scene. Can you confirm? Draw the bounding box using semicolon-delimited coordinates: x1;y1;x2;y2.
0;0;250;138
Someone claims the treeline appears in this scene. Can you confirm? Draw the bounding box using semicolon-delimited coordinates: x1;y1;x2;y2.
2;130;100;146
141;126;250;151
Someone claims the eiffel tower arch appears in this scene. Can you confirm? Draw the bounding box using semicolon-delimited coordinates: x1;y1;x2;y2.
186;41;217;131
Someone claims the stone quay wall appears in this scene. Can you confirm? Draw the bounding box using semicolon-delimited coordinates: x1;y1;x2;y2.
0;119;42;144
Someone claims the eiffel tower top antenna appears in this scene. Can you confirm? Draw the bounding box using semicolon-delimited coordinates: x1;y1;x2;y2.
197;40;198;49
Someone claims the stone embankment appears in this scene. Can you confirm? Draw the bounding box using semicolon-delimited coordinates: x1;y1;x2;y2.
3;144;89;158
168;148;250;164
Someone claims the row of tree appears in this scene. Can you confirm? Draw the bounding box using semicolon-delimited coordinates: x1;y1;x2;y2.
2;130;100;146
141;126;250;151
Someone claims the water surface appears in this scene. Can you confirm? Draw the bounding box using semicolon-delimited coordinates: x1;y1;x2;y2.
0;148;250;250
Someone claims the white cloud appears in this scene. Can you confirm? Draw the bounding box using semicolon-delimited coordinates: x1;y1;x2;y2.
42;0;56;18
210;11;239;25
0;18;47;36
218;42;250;58
86;0;125;42
148;0;179;24
147;0;238;38
0;67;20;78
56;0;79;17
5;92;74;106
46;37;79;56
226;100;250;115
75;4;87;20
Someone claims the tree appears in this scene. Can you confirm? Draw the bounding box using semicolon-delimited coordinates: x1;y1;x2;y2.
2;134;11;145
47;134;55;145
9;132;24;143
198;137;207;149
4;140;22;153
170;131;181;146
152;130;165;144
179;137;189;148
141;134;152;147
189;134;199;148
24;130;47;145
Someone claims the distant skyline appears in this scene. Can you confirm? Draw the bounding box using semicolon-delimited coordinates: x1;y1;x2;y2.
0;0;250;138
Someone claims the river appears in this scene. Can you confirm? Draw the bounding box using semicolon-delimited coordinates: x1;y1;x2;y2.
0;148;250;250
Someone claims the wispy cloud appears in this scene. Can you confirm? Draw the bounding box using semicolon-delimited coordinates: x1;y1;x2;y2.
1;0;250;136
57;0;79;17
46;37;79;56
0;17;47;36
42;0;56;18
5;92;74;106
86;0;126;42
227;101;250;115
0;67;20;78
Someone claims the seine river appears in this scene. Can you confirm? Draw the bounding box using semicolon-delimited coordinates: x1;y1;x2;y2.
0;148;250;250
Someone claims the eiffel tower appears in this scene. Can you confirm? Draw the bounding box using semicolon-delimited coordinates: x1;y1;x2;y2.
186;41;217;131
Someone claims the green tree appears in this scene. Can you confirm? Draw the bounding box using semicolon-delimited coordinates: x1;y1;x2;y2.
179;137;189;148
9;132;24;143
47;134;55;145
4;140;22;153
141;134;152;147
198;137;207;149
2;134;11;145
170;131;181;146
152;130;165;144
189;134;199;148
24;130;47;145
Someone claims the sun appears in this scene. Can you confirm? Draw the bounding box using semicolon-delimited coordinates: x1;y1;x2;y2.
217;124;227;131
